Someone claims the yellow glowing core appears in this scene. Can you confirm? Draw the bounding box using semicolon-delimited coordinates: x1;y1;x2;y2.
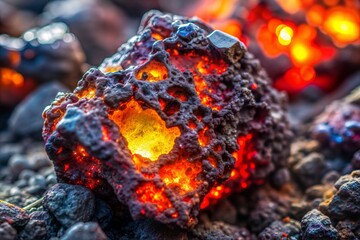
109;100;180;161
135;60;168;82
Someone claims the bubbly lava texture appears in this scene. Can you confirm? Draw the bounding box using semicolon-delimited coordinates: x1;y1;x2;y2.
43;10;291;228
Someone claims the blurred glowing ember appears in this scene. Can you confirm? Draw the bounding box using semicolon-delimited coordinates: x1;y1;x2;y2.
186;0;359;97
43;11;291;228
0;23;84;106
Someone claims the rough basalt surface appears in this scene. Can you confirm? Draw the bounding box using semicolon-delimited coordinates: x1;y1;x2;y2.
42;10;291;228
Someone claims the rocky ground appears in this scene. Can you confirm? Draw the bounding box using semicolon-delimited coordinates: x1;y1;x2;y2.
0;83;359;239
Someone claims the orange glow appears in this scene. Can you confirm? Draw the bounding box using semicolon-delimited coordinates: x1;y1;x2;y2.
168;49;228;111
307;5;325;26
159;159;202;194
275;0;303;14
290;39;322;66
101;126;110;141
323;7;359;45
257;19;297;57
198;127;210;146
109;100;180;161
135;59;169;82
274;66;317;94
201;134;254;209
151;32;163;41
100;65;123;73
210;19;243;40
77;88;96;99
0;68;24;87
187;0;238;21
136;182;172;212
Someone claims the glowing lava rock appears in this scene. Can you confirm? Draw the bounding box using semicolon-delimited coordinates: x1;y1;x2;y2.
43;11;291;228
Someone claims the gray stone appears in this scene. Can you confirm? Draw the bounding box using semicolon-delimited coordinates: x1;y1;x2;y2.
43;183;95;228
0;201;29;227
8;82;68;138
61;222;107;240
0;222;17;240
301;209;337;240
207;30;245;63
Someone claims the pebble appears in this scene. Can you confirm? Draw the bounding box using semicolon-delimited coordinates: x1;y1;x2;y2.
301;209;337;240
8;154;31;178
320;171;360;220
0;144;23;166
293;153;327;187
0;201;29;227
43;183;95;228
0;222;17;240
258;219;301;240
61;222;107;240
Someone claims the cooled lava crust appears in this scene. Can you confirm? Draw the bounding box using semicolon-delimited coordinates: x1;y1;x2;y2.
43;10;291;228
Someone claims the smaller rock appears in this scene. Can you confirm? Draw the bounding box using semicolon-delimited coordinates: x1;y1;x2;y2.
176;23;199;40
336;220;358;240
301;209;337;240
30;211;59;239
249;200;281;233
8;82;69;138
0;144;23;166
191;220;250;240
207;30;245;63
258;218;301;240
210;199;237;225
8;154;31;178
0;201;29;227
312;101;360;155
320;171;360;220
0;222;17;240
321;171;340;185
18;170;35;181
43;183;95;228
27;151;51;171
293;153;327;187
351;150;360;169
305;185;331;201
18;219;47;240
271;168;291;188
61;222;107;240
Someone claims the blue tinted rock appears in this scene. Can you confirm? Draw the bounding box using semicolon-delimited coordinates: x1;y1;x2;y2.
43;183;95;228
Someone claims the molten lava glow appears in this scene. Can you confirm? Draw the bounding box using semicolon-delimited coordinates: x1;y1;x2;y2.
0;68;24;87
136;182;172;212
201;134;255;209
159;159;202;194
136;59;169;82
77;88;96;99
109;100;180;161
275;66;317;94
168;50;228;111
99;64;123;74
276;25;294;46
323;7;359;45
